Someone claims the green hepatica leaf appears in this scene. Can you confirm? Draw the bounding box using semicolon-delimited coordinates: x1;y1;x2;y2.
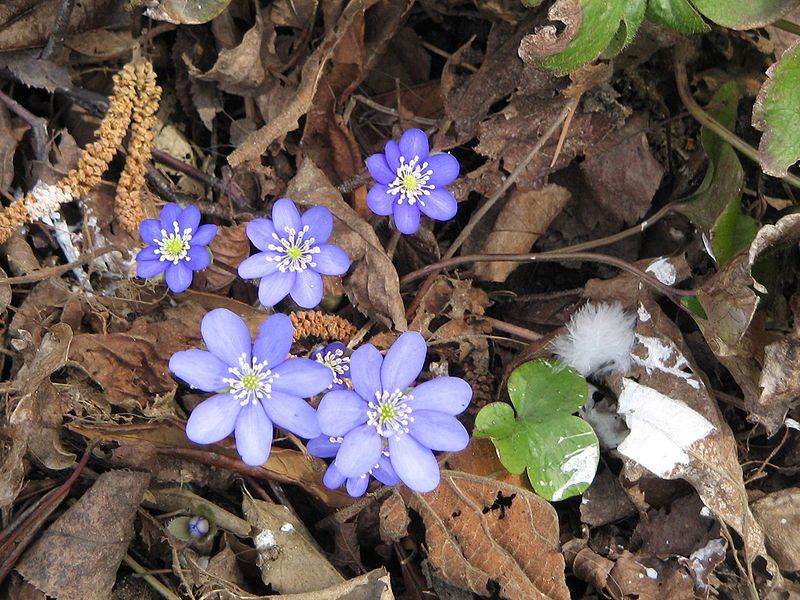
690;0;799;29
646;0;710;34
754;41;800;177
474;360;599;501
145;0;233;24
519;0;633;74
678;82;756;266
602;0;647;58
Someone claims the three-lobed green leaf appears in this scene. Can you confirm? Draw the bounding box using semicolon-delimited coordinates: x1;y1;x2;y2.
474;360;599;502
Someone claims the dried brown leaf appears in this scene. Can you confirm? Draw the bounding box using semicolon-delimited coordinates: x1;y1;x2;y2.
752;488;800;572
579;467;636;527
579;113;664;225
243;495;345;593
228;0;364;166
194;224;249;293
67;302;206;409
518;0;582;66
9;323;76;470
195;16;268;95
0;0;115;51
16;470;150;600
0;104;28;190
399;470;570;600
286;160;406;330
474;185;570;282
256;568;394;600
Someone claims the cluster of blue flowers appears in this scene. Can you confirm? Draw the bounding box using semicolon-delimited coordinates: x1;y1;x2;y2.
138;128;468;497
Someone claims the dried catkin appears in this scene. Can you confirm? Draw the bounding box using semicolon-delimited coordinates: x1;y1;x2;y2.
290;310;357;344
0;59;160;244
115;60;161;233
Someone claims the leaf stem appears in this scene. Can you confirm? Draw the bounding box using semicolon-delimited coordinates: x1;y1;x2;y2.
674;42;800;189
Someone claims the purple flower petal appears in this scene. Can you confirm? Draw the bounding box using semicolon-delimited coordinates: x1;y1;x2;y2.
307;435;341;458
393;202;421;234
334;424;382;477
238;252;280;279
290;269;323;309
366;154;395;185
373;454;400;486
137;246;159;262
271;357;333;397
318;390;368;436
407;410;469;451
314;244;350;276
384;140;401;170
186;245;210;271
160;203;182;229
380;331;426;392
272;198;302;234
201;308;251;366
137;257;167;279
257;271;295;307
246;219;278;252
139;219;161;244
165;262;193;293
185;393;240;444
178;204;201;232
388;434;440;493
406;377;472;415
346;474;370;497
253;313;293;367
350;344;383;400
262;391;321;439
398;128;430;161
323;464;347;489
419;189;457;222
301;206;333;243
191;224;218;246
426;153;460;186
234;402;273;466
367;184;395;216
169;349;229;392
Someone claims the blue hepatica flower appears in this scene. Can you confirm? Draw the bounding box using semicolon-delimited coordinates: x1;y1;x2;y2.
137;203;218;293
312;342;351;391
365;128;460;235
307;435;399;497
237;198;351;309
316;332;472;494
169;308;333;466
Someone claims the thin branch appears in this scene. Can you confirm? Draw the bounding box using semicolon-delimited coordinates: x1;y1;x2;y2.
123;554;182;600
400;250;697;299
41;0;76;61
0;245;123;284
0;90;48;162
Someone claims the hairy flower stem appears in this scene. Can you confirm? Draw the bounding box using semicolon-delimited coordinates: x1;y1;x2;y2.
674;42;800;189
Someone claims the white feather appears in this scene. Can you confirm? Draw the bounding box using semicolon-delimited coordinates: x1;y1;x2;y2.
552;302;636;377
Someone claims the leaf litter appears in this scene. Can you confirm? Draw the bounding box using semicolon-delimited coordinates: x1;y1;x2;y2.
1;1;800;599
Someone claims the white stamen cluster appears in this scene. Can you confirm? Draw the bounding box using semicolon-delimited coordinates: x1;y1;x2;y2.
388;155;434;206
155;220;193;264
267;225;320;272
367;389;414;438
223;353;279;406
317;348;350;385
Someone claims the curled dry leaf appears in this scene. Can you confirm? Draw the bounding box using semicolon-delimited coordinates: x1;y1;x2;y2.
228;1;364;166
387;470;570;600
255;568;395;600
9;323;76;470
518;0;583;65
474;184;570;283
16;470;150;600
286;160;407;330
243;495;344;594
616;296;774;572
